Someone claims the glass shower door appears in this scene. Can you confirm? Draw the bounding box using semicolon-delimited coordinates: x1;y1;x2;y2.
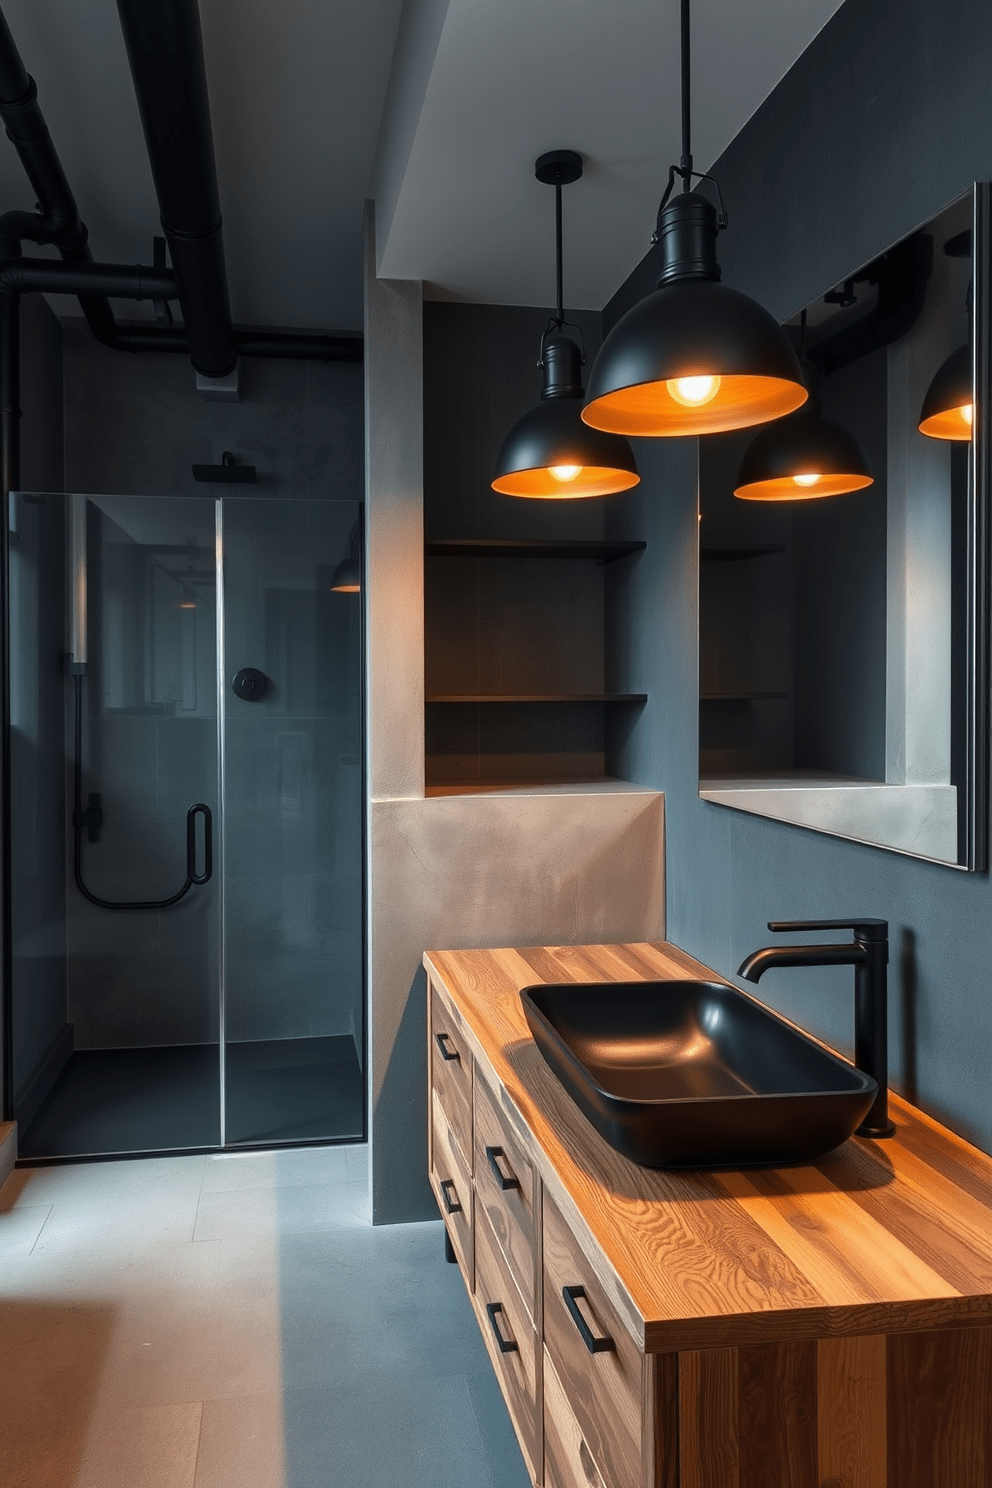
11;492;221;1159
220;498;364;1146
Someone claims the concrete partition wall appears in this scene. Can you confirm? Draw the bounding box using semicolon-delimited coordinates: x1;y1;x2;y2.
363;204;666;1223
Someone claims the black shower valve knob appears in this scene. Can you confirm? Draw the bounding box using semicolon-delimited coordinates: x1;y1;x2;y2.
232;667;267;701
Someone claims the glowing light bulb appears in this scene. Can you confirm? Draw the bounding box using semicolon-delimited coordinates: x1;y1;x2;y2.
549;464;582;482
962;404;973;427
667;374;721;408
793;473;822;487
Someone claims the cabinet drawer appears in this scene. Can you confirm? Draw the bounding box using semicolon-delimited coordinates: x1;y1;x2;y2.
474;1073;537;1320
543;1192;641;1488
475;1206;539;1480
430;1090;474;1286
430;983;473;1170
544;1348;608;1488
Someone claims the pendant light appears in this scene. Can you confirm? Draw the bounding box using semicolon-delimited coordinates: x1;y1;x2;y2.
492;151;640;499
734;312;874;500
919;229;973;442
919;343;973;440
582;0;807;438
330;520;361;592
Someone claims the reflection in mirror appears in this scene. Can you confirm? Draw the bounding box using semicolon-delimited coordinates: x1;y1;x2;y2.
697;185;989;869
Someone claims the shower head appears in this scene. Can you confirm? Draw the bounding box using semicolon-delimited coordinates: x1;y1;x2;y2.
191;450;256;483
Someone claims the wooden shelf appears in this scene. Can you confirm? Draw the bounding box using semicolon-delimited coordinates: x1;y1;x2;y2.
426;693;647;704
700;690;788;701
426;537;646;563
700;544;785;562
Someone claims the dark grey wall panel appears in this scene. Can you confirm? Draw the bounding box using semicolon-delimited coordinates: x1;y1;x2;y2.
604;0;992;1152
63;322;363;502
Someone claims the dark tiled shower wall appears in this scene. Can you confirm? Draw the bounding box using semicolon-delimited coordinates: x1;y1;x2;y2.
9;299;68;1120
62;321;363;502
57;322;365;1061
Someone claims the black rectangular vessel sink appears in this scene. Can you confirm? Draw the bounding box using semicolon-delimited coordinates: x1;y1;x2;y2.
520;980;877;1169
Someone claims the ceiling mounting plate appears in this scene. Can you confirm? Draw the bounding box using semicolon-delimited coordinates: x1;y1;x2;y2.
535;150;583;186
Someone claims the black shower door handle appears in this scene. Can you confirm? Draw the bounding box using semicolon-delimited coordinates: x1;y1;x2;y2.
187;804;213;885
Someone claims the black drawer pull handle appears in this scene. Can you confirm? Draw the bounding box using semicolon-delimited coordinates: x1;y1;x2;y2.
485;1144;520;1191
439;1178;462;1215
485;1301;519;1355
563;1285;615;1354
435;1031;460;1062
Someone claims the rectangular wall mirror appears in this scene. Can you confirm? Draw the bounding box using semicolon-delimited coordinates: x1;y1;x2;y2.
697;182;990;869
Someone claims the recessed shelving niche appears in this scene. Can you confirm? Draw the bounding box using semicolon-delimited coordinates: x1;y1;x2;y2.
424;537;646;791
423;301;647;795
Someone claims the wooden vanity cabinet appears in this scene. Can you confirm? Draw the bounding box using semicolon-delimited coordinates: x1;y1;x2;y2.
426;944;992;1488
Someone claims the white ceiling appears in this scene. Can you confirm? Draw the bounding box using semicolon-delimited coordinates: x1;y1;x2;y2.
0;0;845;335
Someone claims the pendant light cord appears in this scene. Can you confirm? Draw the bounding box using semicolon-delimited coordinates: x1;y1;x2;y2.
654;0;727;232
680;0;692;190
555;176;564;327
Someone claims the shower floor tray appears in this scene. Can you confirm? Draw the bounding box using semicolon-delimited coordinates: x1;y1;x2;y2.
18;1035;364;1160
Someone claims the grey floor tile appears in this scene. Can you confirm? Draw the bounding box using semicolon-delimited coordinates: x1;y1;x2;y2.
273;1221;495;1391
193;1394;286;1488
193;1179;368;1242
33;1190;200;1254
280;1373;498;1488
0;1202;52;1256
200;1143;356;1194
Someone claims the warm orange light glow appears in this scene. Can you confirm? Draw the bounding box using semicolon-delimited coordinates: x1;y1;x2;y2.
919;403;973;440
735;472;874;501
582;375;807;437
492;465;641;499
177;600;197;609
331;582;360;593
549;464;582;482
667;374;721;408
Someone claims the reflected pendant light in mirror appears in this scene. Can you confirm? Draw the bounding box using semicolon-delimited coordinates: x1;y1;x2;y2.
330;519;361;592
582;0;806;437
492;151;639;499
919;228;974;441
919;343;973;440
734;312;874;500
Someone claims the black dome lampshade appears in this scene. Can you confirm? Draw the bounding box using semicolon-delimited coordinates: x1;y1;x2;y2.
330;520;361;592
734;322;874;501
491;151;639;500
919;342;973;441
581;0;807;439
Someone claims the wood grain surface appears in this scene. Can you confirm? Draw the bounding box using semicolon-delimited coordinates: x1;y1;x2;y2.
543;1190;642;1488
424;942;992;1354
474;1203;540;1481
475;1069;539;1321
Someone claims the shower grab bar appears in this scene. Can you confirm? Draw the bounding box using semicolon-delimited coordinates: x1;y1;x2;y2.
72;673;213;911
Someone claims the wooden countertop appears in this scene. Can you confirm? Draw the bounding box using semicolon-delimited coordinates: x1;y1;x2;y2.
423;940;992;1354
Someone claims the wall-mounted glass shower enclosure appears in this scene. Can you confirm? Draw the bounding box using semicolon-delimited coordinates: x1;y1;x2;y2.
6;491;364;1159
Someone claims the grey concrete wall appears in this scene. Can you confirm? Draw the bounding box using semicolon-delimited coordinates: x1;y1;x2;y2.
604;0;992;1154
365;205;666;1224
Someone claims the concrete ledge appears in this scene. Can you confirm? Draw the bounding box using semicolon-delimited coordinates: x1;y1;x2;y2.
700;779;958;864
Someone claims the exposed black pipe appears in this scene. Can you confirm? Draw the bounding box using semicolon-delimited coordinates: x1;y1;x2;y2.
230;328;362;363
811;233;934;378
115;0;236;379
0;5;363;366
0;257;178;300
0;5;127;352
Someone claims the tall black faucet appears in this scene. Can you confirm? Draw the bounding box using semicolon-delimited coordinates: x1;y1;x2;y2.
737;919;894;1138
